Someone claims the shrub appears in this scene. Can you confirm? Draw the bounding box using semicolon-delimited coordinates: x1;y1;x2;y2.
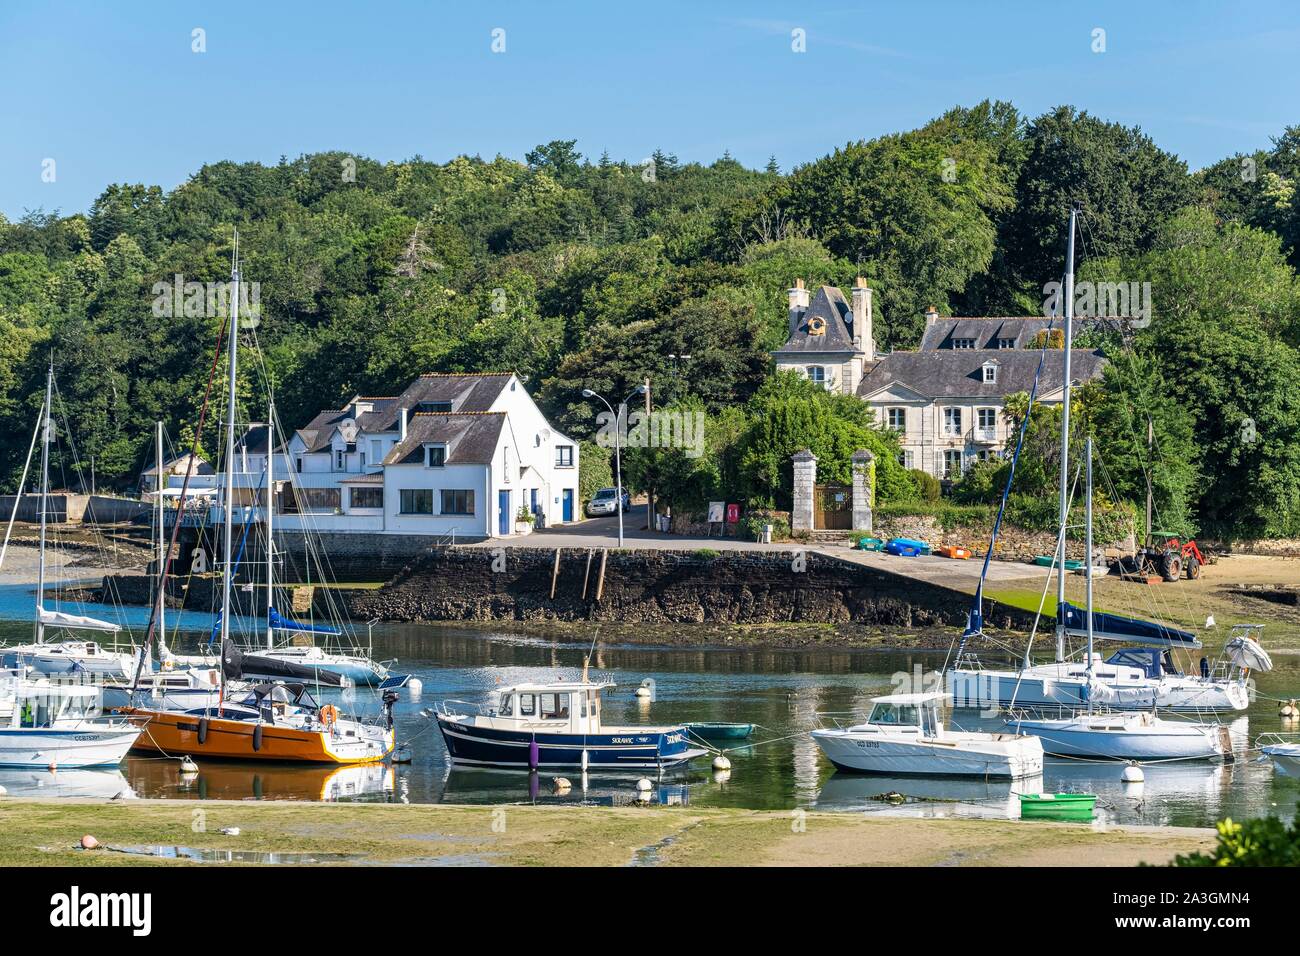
1173;808;1300;866
740;508;791;541
910;469;941;502
693;548;721;559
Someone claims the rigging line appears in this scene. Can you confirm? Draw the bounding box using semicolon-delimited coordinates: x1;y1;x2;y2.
131;310;230;692
0;400;43;578
950;310;1062;668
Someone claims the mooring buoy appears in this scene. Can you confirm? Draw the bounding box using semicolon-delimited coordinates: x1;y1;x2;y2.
1121;762;1145;783
712;754;731;771
180;756;199;774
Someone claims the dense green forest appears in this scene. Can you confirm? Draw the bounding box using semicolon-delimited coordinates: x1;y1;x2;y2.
1;101;1298;539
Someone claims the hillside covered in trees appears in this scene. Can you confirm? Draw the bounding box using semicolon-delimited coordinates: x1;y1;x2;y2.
1;101;1298;539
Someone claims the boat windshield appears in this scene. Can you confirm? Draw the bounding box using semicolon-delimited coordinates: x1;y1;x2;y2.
14;686;101;726
868;703;921;727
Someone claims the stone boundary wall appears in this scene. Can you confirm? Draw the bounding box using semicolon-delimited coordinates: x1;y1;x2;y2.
321;546;1038;629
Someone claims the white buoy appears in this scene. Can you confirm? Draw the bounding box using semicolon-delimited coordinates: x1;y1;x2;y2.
635;777;653;792
0;784;7;796
179;756;199;774
581;749;589;772
712;754;731;771
635;686;652;699
1281;699;1298;719
1121;762;1145;783
407;677;423;699
391;745;412;764
552;777;572;793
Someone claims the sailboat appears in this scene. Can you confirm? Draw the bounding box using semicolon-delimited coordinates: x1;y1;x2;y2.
120;240;396;764
1009;439;1227;762
242;408;391;687
945;206;1256;715
0;364;144;680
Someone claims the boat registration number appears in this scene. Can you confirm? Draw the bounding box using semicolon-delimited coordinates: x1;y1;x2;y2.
854;740;880;749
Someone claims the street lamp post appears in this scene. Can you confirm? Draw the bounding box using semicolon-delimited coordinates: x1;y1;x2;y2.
582;388;624;547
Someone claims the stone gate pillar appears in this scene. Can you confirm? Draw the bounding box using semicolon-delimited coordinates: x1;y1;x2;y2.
791;449;817;532
851;449;875;532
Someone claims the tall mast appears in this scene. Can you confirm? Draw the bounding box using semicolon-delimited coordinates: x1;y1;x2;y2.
156;420;165;648
35;361;53;641
1084;436;1095;713
1054;205;1078;663
220;236;240;666
265;400;274;649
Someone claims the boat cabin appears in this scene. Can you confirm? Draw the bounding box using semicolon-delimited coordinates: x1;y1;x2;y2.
486;681;610;735
859;692;946;736
0;678;103;728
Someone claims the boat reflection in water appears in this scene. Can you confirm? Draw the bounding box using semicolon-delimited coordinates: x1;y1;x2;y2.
813;771;1044;820
440;766;690;807
0;767;133;800
123;758;396;803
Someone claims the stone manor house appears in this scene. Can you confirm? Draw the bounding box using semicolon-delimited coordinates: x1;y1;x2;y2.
773;279;1106;482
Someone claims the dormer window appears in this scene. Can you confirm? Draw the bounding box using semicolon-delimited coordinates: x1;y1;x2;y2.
417;401;453;414
997;337;1016;349
982;362;998;384
425;444;447;467
952;338;976;350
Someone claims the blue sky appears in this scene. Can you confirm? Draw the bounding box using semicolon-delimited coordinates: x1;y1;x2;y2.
2;0;1298;218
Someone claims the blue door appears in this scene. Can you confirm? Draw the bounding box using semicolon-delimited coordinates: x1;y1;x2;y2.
562;489;574;522
498;490;510;535
530;488;539;517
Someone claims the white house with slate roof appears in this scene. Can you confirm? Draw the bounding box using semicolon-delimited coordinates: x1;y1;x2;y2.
224;372;579;540
774;282;1106;481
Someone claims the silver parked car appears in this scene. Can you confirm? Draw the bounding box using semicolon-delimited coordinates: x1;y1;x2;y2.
585;487;631;516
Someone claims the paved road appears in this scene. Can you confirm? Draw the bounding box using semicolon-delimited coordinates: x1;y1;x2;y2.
467;506;1047;588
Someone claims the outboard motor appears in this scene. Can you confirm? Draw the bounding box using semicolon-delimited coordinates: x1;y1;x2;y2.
382;690;400;731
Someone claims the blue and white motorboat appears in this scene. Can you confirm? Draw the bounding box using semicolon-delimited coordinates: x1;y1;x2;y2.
435;680;707;771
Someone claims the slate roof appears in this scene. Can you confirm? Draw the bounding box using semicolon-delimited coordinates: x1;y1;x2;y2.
383;412;506;466
339;472;384;484
774;286;862;355
858;348;1106;401
357;374;512;432
294;409;352;453
919;316;1057;351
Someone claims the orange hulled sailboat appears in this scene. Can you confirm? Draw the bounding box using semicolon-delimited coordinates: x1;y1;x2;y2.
121;238;395;766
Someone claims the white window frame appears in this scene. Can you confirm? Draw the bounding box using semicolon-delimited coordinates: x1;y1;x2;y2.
807;366;825;385
977;407;997;436
943;450;964;479
425;443;447;468
887;407;906;431
943;407;962;436
982;362;998;383
952;338;976;350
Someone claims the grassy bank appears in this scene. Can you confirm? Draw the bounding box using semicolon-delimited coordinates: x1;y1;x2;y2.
0;798;1213;867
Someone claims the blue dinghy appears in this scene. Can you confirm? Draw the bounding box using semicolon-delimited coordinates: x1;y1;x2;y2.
435;680;707;771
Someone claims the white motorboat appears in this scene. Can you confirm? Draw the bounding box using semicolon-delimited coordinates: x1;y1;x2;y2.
1010;709;1227;761
0;675;143;768
1258;734;1300;776
811;692;1044;779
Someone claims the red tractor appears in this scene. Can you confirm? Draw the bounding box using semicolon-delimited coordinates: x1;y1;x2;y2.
1135;532;1206;582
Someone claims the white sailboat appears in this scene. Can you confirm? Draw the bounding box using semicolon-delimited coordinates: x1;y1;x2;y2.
0;673;142;768
1008;439;1227;762
238;406;391;686
946;207;1255;715
811;691;1044;779
0;364;142;680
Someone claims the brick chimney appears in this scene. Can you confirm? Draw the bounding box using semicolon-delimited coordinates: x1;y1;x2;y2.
850;277;874;360
788;278;809;334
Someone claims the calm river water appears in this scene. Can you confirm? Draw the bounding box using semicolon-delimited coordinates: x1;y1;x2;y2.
2;583;1298;827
